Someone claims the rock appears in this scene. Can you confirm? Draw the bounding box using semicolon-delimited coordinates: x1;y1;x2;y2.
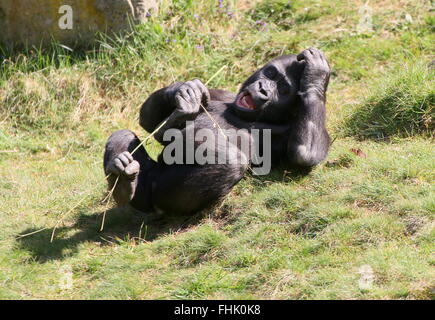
0;0;159;47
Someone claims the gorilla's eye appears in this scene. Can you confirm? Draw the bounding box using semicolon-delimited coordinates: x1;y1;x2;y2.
277;81;290;95
263;66;278;79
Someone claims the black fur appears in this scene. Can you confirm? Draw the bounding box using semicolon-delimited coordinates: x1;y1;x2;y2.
104;48;331;214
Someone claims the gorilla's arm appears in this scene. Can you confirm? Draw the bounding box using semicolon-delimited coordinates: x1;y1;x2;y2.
286;48;331;167
139;80;210;143
208;89;236;102
139;82;182;134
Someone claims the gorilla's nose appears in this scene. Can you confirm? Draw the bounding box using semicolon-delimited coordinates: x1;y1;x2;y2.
257;80;273;100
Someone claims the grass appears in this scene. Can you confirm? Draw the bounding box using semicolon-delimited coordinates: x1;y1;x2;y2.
344;61;434;139
0;0;434;299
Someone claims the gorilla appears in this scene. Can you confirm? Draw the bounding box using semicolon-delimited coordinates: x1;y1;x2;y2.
104;48;331;215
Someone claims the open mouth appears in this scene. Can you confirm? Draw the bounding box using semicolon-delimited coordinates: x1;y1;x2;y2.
236;91;256;111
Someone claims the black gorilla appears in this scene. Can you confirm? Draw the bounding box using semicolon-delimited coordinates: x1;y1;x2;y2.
104;48;331;214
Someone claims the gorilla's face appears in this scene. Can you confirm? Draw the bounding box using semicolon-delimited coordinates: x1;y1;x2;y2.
233;55;304;123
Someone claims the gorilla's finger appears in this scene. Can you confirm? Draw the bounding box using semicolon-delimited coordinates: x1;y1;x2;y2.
122;151;133;162
178;87;190;103
179;84;189;92
118;153;130;166
311;47;322;58
194;79;210;106
192;78;205;90
313;48;328;66
308;47;317;55
175;92;188;107
186;87;194;98
189;79;200;88
195;79;208;94
318;50;329;65
189;80;201;97
124;160;140;177
297;49;314;62
186;88;198;106
113;158;124;171
190;83;202;105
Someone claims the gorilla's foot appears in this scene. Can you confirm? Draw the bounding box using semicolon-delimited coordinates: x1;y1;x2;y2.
104;130;155;210
106;150;140;206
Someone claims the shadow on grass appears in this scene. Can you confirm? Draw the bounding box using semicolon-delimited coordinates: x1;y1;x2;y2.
16;165;312;263
249;164;312;185
16;206;205;263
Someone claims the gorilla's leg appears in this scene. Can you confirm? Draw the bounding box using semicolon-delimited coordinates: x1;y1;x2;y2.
104;130;156;210
150;163;244;214
150;142;248;214
105;131;248;214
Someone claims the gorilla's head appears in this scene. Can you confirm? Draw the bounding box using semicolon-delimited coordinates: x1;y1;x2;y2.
232;55;304;123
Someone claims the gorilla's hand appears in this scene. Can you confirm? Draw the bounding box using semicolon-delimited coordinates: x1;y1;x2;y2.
107;151;140;179
297;48;330;95
172;79;210;122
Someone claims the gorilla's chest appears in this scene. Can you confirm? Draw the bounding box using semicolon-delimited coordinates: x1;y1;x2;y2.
169;101;285;165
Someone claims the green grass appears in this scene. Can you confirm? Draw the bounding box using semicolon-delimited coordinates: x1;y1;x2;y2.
344;61;434;139
0;0;434;299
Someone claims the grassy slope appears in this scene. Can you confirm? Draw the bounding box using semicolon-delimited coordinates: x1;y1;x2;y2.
0;0;433;299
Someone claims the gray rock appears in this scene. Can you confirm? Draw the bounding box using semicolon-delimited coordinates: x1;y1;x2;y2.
0;0;159;47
